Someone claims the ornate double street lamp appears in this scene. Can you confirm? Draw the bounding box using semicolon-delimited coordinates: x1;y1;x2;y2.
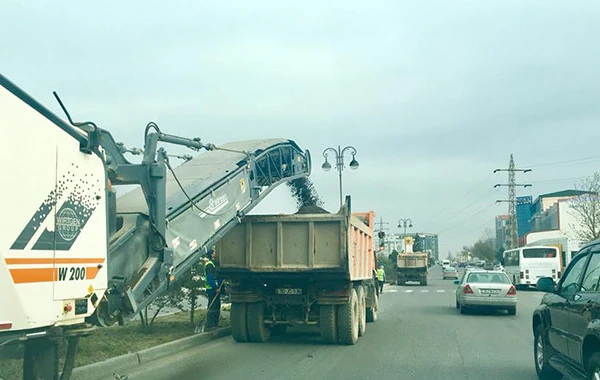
398;218;413;237
398;218;413;253
321;145;359;207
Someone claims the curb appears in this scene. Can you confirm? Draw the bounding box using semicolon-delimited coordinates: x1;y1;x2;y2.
71;326;231;380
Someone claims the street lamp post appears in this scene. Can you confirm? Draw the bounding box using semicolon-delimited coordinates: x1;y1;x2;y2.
398;218;413;253
321;145;359;207
398;218;413;237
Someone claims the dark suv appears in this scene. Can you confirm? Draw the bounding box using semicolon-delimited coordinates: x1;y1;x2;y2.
532;239;600;379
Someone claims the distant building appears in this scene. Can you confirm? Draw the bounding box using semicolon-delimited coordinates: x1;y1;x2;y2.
516;196;533;238
530;190;591;216
415;233;439;262
495;215;510;251
377;232;439;262
524;189;593;267
378;233;403;254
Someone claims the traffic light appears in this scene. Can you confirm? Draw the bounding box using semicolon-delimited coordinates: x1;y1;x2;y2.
377;231;386;239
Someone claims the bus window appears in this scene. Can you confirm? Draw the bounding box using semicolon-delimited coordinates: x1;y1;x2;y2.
504;251;519;266
523;247;557;258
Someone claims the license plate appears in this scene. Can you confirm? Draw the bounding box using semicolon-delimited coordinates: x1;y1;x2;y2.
480;289;500;295
275;288;302;295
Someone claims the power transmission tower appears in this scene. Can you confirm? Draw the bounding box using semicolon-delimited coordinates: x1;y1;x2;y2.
375;217;389;234
374;217;389;249
494;154;531;249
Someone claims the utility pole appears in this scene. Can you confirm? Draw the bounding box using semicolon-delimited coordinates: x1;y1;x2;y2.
494;154;531;249
374;217;389;251
375;217;389;234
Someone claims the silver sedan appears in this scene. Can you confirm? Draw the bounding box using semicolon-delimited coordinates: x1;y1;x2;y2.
454;270;517;315
442;266;459;279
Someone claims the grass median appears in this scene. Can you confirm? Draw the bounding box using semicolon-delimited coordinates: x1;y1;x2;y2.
0;308;230;380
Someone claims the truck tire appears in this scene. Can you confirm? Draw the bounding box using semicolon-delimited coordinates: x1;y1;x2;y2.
271;325;288;335
231;302;249;342
337;288;359;345
356;285;367;337
422;277;428;286
586;352;600;380
247;302;271;343
366;292;378;323
319;305;337;344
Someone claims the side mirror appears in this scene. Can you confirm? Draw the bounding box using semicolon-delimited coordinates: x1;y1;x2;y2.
454;280;460;285
537;277;555;293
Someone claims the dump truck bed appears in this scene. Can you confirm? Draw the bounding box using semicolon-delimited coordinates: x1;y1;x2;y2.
398;253;428;269
217;208;374;281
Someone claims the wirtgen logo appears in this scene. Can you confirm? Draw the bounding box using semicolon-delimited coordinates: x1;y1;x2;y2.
57;208;81;241
11;165;101;251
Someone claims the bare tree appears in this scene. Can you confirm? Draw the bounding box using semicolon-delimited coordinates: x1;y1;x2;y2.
570;172;600;244
139;283;186;333
471;237;495;262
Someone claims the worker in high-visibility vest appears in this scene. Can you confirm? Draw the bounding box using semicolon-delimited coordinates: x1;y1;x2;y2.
204;248;221;331
377;265;386;293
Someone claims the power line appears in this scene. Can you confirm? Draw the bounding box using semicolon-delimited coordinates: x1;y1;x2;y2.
436;203;497;234
526;156;600;168
442;218;497;240
432;187;498;230
530;175;594;185
423;172;495;220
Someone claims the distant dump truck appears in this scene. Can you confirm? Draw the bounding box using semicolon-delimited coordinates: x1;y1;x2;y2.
216;198;378;345
397;251;429;286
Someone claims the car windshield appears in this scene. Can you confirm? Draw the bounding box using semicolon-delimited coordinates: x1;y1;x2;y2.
467;273;510;284
446;267;456;271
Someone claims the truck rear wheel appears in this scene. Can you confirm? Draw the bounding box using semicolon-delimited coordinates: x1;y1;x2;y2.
247;302;271;343
271;325;288;335
356;285;366;337
337;288;359;345
319;305;337;344
366;292;378;323
422;277;428;286
231;302;249;342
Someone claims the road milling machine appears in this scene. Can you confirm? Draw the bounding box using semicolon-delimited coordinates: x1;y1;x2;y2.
0;73;311;380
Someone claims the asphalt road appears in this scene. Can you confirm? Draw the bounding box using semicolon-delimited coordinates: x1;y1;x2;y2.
109;266;543;380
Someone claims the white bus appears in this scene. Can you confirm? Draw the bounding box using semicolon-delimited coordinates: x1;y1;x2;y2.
442;259;450;269
503;246;561;287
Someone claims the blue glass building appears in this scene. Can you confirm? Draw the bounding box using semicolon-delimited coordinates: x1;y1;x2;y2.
516;195;533;238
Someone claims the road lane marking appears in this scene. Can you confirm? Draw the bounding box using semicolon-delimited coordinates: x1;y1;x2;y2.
436;290;446;293
420;290;429;293
405;289;414;293
388;289;398;293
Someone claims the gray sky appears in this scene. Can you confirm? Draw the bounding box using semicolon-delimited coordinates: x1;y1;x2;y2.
2;1;599;257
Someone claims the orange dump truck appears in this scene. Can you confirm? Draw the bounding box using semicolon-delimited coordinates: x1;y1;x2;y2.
216;197;378;345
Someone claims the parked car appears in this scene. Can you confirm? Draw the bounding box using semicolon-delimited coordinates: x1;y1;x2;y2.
454;270;517;315
532;238;600;380
493;264;504;271
443;266;459;280
465;265;475;271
